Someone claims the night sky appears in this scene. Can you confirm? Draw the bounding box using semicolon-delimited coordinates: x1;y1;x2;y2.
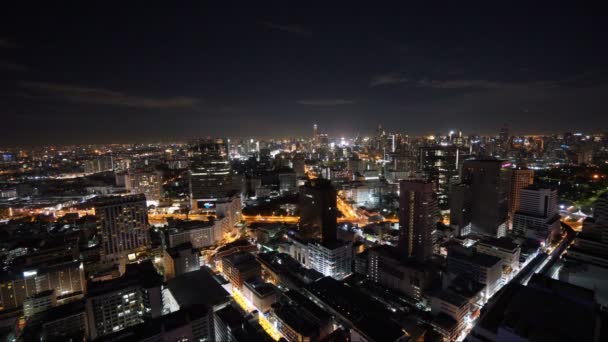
1;4;607;145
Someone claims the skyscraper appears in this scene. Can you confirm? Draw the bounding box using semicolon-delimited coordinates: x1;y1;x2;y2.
419;145;471;209
298;178;337;242
94;194;150;263
507;167;534;227
450;159;509;238
398;180;438;261
513;185;560;242
189;138;241;211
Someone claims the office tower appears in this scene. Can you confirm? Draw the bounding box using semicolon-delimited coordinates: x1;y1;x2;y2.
94;194;150;263
419;145;470;208
125;168;163;202
298;179;337;242
86;261;163;339
450;159;509;238
512;185;560;242
507;167;534;227
163;242;201;280
189;139;241;211
0;260;85;312
313;124;318;145
307;240;352;280
398;179;438;261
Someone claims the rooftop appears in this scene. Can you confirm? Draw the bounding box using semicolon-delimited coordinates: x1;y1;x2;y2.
167;267;230;309
476;237;519;252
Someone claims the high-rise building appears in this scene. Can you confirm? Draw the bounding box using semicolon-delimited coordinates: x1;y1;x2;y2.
298;179;337;242
507;167;534;227
398;179;438;261
450;159;509;238
512;185;560;242
85;260;163;339
189;158;241;211
313;124;319;146
125;168;163;202
419;145;470;208
94;194;150;263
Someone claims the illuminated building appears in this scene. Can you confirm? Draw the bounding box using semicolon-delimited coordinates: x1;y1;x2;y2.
241;278;278;313
189;158;241;211
0;260;85;312
21;299;88;341
23;290;57;318
429;290;471;340
507;167;534;227
83;154;114;174
561;194;608;305
270;290;333;342
366;245;435;301
470;275;599;342
221;252;261;290
298;179;337;242
450;159;509;238
163;242;201;280
166;269;232;341
305;277;407;342
94;194;150;264
475;237;521;282
398;179;438;261
419;145;470;208
125;168;163;202
447;246;502;299
512;185;560;243
278;169;297;193
167;220;221;249
85;260;163;339
307;240;352;280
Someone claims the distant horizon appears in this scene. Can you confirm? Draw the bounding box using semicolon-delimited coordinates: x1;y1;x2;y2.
0;127;603;149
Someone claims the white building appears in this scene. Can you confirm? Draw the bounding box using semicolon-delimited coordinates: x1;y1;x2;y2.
307;241;352;280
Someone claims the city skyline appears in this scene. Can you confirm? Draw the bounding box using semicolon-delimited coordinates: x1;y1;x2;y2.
2;4;608;145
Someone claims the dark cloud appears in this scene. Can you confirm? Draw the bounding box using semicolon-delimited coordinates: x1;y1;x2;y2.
18;81;201;109
296;99;357;106
0;60;28;71
370;73;409;87
263;22;311;36
0;38;15;48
